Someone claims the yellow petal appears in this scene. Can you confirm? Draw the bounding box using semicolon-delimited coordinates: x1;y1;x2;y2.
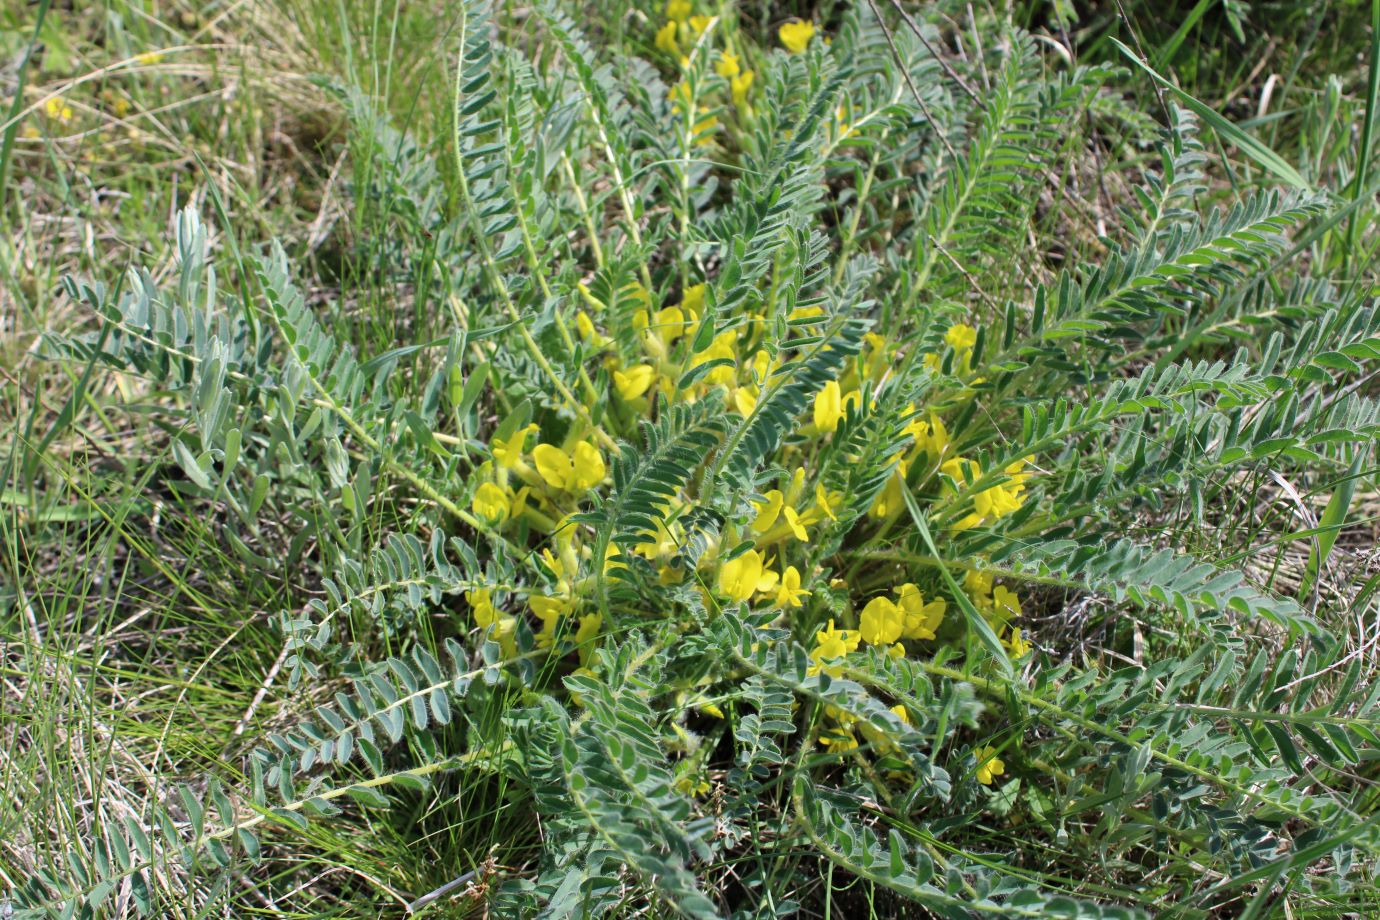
719;550;763;603
733;387;757;416
527;444;571;488
859;596;902;646
813;380;842;433
655;20;680;53
532;443;574;490
472;482;510;523
752;490;784;533
615;363;655;401
571;441;606;491
779;20;816;53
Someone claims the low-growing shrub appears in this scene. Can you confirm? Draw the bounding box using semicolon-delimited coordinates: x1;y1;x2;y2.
13;0;1380;916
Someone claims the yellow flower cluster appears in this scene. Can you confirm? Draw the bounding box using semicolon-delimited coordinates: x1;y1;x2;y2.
807;583;945;682
469;424;606;529
459;178;1037;749
651;0;756;123
468;507;612;664
940;455;1032;532
965;569;1032;661
925;323;978;375
44;97;74;123
716;468;838;607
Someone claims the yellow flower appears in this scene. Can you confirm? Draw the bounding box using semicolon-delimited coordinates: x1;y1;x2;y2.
1004;627;1031;658
472;482;510;523
925;323;979;374
820;728;859;753
489;616;518;658
835;104;858;141
975;745;1006;785
470;588;499;626
470;589;515;656
992;585;1022;625
731;70;754;109
688;14;711;36
644;305;691;356
860;332;890;382
530;593;570;646
964;568;994;608
44;98;74;123
688;108;719;144
895;584;945;640
812;484;838;521
868;459;908;519
136;50;165;64
111;96;132;118
666;0;692;22
693;330;739;386
813;381;842;433
719;549;765;603
942;458;1028;530
614;363;656;401
903;410;949;460
655;20;680;54
775;566;810;608
733;387;757;416
576;310;607;345
575;613;602;664
716;50;740;78
811;619;861;662
779;19;816;53
674;773;711;796
751;490;784;533
492;423;537;469
860;703;912;753
681;283;706;314
859;596;904;646
752;489;809;543
533;441;606;492
540;548;567;583
945;323;977;351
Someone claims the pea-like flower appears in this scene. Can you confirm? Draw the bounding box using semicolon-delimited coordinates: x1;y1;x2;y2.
814;381;842;432
614;363;656;401
655;21;679;54
491;423;537;470
811;619;861;662
719;549;765;603
533;441;606;493
471;482;511;523
859;596;904;646
731;71;754;109
1004;627;1031;658
895;583;946;640
775;565;810;608
975;745;1006;785
779;19;816;53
